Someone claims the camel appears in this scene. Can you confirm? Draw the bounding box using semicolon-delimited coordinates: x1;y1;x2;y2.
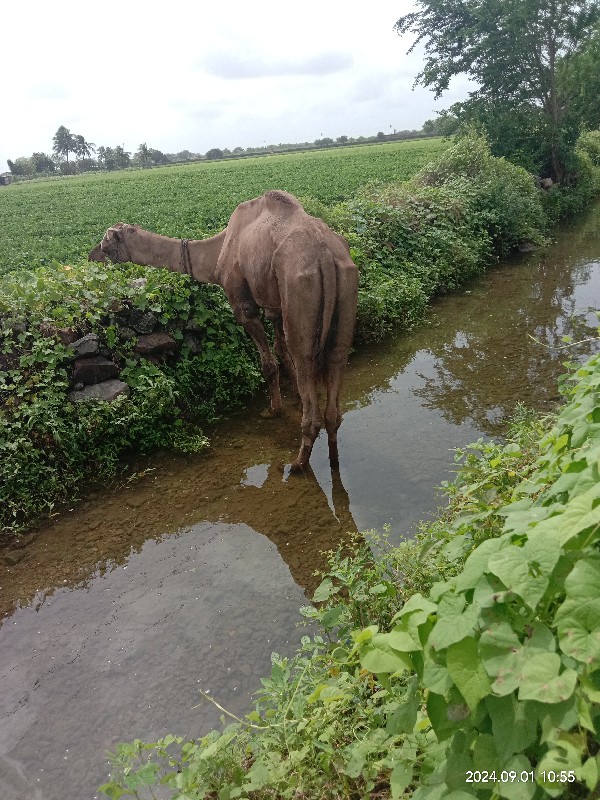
89;190;359;472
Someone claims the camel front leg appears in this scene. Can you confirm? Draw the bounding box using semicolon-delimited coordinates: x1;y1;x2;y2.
272;317;298;395
236;310;282;417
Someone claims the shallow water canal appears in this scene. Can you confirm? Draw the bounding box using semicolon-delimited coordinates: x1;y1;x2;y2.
1;206;600;799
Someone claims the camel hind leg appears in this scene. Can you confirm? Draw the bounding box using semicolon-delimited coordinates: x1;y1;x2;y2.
324;261;358;469
289;356;322;473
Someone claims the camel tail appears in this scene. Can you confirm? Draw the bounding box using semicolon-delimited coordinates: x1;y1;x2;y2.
316;251;338;379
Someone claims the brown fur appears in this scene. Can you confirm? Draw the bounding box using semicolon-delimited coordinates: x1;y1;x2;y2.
89;191;359;472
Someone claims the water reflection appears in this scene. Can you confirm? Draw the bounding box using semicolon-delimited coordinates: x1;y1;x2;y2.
412;254;600;434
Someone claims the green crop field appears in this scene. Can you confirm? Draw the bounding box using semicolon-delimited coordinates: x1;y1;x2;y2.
0;138;448;274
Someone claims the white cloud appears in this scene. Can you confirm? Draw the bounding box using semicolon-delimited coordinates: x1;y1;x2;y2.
0;0;469;170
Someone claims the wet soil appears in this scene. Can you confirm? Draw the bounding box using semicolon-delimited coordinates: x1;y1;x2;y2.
1;205;600;799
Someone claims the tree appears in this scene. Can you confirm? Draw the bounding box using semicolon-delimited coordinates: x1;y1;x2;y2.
148;148;169;165
136;142;151;168
52;125;75;164
205;148;224;160
395;1;600;182
113;146;131;170
31;152;56;174
7;157;33;176
564;24;600;131
73;135;96;169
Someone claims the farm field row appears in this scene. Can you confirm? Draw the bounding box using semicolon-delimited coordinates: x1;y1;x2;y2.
0;138;447;273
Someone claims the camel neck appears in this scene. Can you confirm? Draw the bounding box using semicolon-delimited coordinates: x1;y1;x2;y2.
127;229;225;284
187;232;225;283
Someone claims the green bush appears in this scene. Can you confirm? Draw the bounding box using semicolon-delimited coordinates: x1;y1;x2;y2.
0;262;261;531
330;132;548;339
576;130;600;167
541;148;600;224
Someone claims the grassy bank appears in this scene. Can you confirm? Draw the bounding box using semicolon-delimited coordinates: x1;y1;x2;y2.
100;337;600;799
1;133;598;533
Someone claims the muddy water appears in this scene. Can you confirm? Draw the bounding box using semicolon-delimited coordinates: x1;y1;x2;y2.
2;206;600;800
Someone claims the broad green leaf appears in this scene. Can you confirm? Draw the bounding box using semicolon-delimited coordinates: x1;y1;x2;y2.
427;689;470;741
498;755;536;800
518;653;577;703
393;593;438;620
351;625;378;645
472;734;499;774
312;578;336;602
359;635;413;674
487;695;538;760
578;756;599;791
386;677;420;735
390;761;413;798
555;598;600;664
423;661;453;695
386;623;423;652
446;637;492;711
556;557;600;663
487;530;560;610
455;538;503;592
532;484;600;545
429;594;479;651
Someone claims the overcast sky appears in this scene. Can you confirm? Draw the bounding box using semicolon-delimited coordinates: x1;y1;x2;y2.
1;1;471;171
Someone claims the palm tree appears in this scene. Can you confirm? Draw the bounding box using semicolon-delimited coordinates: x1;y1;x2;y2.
52;126;75;164
136;142;150;168
74;135;96;170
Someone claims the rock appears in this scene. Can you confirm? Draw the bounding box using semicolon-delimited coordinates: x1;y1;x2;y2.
4;550;26;566
68;379;130;402
39;323;79;345
11;321;28;335
134;332;177;356
518;241;537;253
119;327;137;342
57;327;79;345
69;333;100;357
107;299;126;313
539;177;554;190
128;309;158;334
183;332;202;355
184;319;203;332
129;278;148;290
73;356;119;385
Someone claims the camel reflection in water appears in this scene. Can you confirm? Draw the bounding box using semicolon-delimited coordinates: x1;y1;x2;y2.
229;460;358;597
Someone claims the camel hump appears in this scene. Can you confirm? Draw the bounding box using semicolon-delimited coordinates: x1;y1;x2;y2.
263;190;303;212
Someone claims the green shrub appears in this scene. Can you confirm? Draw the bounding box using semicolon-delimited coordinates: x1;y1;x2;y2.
328;132;548;340
0;262;261;531
576;130;600;167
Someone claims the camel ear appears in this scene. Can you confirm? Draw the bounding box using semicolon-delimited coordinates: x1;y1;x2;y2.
106;226;122;243
89;244;106;262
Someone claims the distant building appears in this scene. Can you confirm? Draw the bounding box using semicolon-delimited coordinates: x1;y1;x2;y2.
0;173;13;186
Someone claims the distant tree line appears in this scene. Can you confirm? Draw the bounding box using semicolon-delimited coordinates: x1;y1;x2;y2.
6;124;440;178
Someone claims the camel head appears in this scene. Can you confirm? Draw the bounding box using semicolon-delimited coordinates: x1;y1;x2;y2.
89;223;138;263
